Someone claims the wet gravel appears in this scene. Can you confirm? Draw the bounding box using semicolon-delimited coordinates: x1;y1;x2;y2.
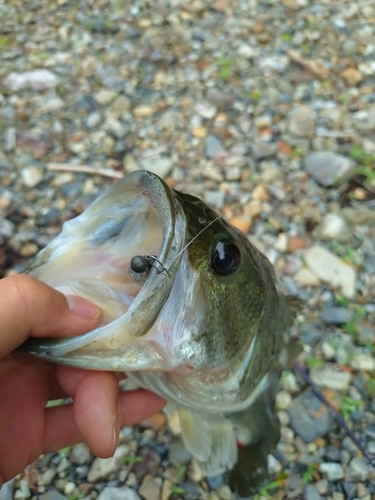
1;0;375;499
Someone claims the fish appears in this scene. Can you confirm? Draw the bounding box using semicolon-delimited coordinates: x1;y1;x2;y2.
19;170;301;492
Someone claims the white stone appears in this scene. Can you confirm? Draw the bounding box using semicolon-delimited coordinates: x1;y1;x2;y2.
5;69;59;91
322;342;336;360
303;245;356;298
39;96;65;113
87;456;123;482
319;462;344;481
140;155;173;179
276;390;292;410
294;267;321;287
310;365;351;392
351;354;375;371
316;213;350;242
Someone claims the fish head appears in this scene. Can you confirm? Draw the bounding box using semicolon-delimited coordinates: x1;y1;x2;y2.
20;170;292;413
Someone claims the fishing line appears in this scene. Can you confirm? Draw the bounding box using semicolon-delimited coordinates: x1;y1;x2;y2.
166;214;223;272
129;214;223;280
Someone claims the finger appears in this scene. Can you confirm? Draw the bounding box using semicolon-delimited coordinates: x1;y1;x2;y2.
74;371;119;457
117;389;166;426
56;367;119;457
43;403;81;453
0;275;102;357
43;391;166;455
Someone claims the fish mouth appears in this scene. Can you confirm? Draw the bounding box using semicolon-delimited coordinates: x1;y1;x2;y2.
20;170;188;371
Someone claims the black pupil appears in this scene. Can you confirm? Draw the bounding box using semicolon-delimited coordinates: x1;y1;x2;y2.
211;241;241;276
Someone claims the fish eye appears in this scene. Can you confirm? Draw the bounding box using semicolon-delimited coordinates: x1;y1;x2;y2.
211;240;241;276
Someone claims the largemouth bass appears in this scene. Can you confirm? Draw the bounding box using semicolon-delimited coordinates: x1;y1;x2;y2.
20;170;300;493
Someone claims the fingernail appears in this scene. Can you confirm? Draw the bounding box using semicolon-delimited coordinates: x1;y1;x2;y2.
66;295;102;321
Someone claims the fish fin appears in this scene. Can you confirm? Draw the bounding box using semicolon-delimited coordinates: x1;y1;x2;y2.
195;418;237;476
178;408;211;462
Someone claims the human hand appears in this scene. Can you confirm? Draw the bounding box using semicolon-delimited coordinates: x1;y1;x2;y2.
0;274;166;486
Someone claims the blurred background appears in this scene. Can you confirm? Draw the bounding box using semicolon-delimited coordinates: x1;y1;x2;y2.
0;0;375;499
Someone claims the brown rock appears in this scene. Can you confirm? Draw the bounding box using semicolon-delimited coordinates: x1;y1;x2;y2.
341;68;363;86
213;0;230;11
252;183;269;201
229;215;252;234
288;236;306;252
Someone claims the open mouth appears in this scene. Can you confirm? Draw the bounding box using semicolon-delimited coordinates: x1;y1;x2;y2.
21;171;187;370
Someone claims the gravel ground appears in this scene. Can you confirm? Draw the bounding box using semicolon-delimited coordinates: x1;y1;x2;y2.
1;0;375;499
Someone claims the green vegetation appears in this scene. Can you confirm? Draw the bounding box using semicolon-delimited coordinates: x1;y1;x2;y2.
0;36;12;46
249;90;261;102
169;485;185;495
68;494;86;500
340;395;363;421
216;57;236;80
349;145;375;188
306;356;325;369
46;398;65;407
254;473;288;500
342;306;367;339
330;240;359;265
175;464;186;481
59;446;71;456
334;294;350;307
302;464;315;484
366;378;375;397
280;33;292;42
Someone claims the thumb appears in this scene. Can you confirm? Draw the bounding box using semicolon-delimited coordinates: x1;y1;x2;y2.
0;274;102;358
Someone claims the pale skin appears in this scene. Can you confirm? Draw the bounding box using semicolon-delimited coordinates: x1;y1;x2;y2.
0;274;166;486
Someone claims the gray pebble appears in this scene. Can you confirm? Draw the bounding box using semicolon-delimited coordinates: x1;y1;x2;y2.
319;307;354;325
4;128;16;152
138;476;162;500
86;111;102;128
0;219;15;240
69;443;91;465
288;388;332;442
39;491;67;500
133;446;161;480
97;487;140;500
319;462;344;481
168;439;192;465
140;155;173;179
251;140;277;159
205;134;224;159
304;484;322;500
304;152;355;187
288;105;315;138
0;480;14;500
205;190;225;208
347;457;370;481
37;468;56;486
351;108;375;133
